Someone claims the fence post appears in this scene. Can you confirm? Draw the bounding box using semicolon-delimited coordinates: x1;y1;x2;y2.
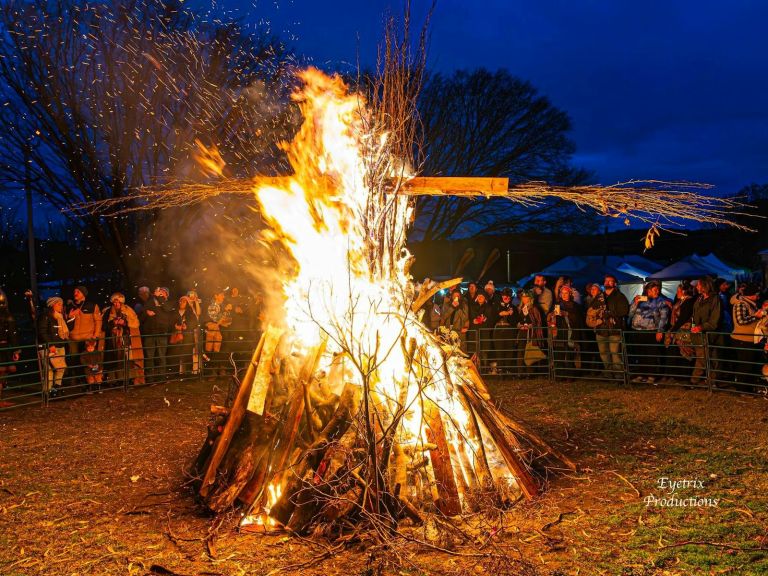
123;340;130;392
41;346;49;407
199;327;205;383
704;334;713;392
547;327;554;383
620;330;630;385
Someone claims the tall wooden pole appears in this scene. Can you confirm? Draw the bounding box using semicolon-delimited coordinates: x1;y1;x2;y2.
24;143;38;302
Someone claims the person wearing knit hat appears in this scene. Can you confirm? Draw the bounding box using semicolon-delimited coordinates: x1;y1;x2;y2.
66;285;102;361
102;292;145;386
38;295;69;397
483;280;498;317
730;282;766;391
141;286;174;383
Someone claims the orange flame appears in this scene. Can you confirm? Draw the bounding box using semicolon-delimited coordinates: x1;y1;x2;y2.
242;68;519;524
192;138;226;178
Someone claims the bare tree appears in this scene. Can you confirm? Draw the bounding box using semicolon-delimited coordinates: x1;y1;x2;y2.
0;0;294;282
414;68;595;240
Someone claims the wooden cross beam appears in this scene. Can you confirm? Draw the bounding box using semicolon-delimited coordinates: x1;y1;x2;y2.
401;177;509;196
251;176;510;197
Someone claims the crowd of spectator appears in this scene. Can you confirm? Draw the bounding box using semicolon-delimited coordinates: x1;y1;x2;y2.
423;274;768;392
1;271;768;399
0;285;263;398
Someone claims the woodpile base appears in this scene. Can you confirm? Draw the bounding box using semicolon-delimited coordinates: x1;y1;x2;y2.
191;326;575;536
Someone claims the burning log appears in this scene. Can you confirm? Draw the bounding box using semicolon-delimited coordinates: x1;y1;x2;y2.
423;399;461;516
197;333;267;498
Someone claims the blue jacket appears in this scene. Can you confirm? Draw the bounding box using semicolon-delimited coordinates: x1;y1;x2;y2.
629;296;671;331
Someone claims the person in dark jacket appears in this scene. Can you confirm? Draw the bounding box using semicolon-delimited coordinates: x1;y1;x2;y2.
133;286;151;316
490;288;516;374
548;284;585;381
139;287;174;382
470;292;493;369
80;339;104;392
170;295;199;376
661;281;696;383
0;289;21;398
593;275;630;381
439;290;469;351
515;291;545;377
464;282;480;324
690;276;722;385
38;297;69;396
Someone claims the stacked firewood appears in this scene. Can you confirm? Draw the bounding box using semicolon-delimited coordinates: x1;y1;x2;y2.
191;325;575;535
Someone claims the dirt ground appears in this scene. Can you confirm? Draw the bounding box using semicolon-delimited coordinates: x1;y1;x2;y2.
1;377;767;576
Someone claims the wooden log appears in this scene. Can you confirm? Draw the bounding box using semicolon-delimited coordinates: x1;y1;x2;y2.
190;412;228;481
285;420;360;533
206;412;277;512
459;384;539;499
453;248;475;277
461;354;575;472
423;399;462;516
247;326;284;415
401;177;509;195
392;442;424;525
453;392;494;490
238;339;328;509
198;331;267;498
269;382;361;526
497;411;577;472
411;277;463;313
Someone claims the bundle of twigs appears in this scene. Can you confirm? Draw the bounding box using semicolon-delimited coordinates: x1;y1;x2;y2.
73;176;757;232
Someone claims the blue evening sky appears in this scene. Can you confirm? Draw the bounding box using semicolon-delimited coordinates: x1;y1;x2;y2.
221;0;768;193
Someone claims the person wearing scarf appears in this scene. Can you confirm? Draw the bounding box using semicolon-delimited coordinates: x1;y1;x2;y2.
515;291;544;377
547;284;585;381
38;297;69;397
661;281;695;383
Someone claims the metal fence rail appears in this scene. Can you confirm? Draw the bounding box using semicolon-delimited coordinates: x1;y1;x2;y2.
1;326;765;411
0;329;263;410
471;327;767;396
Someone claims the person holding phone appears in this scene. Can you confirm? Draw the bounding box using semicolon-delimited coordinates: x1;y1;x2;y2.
628;281;671;384
547;284;584;381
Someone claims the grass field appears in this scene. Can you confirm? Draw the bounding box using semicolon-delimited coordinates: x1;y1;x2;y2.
0;377;766;575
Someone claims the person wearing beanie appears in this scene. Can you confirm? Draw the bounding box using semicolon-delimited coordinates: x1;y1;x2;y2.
139;286;174;383
730;283;766;390
479;280;498;329
38;296;69;397
66;285;102;361
205;289;233;376
102;292;145;386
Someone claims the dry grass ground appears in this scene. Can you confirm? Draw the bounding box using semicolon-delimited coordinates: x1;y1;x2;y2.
0;377;766;576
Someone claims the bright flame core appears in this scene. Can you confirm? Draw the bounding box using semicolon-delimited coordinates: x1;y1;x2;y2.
255;68;413;365
248;69;518;522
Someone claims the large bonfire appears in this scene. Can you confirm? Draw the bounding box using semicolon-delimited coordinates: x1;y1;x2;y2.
190;68;574;536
